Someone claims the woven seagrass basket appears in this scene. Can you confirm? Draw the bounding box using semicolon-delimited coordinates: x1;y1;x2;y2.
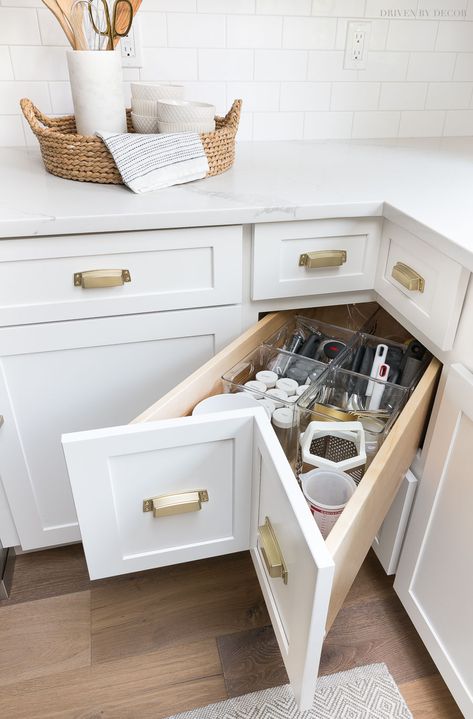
20;97;242;185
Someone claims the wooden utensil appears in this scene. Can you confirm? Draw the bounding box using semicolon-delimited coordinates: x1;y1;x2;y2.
112;0;140;47
56;0;89;50
41;0;76;48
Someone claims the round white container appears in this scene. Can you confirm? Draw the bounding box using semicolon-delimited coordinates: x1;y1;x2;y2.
266;388;288;408
157;99;215;123
276;377;299;395
255;370;278;388
244;380;267;393
131;112;160;134
295;384;310;396
300;468;356;539
67;50;126;136
131;82;185;101
131;98;159;116
157;119;215;134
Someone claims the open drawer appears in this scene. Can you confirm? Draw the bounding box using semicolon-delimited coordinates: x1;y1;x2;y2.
61;305;440;710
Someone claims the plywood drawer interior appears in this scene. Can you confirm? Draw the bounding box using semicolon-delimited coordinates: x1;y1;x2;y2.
133;302;441;631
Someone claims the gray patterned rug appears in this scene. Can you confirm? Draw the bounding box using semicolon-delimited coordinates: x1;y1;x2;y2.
166;664;412;719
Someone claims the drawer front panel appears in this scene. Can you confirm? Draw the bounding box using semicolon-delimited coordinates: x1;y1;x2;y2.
0;226;242;325
252;219;380;301
375;221;469;351
62;414;255;580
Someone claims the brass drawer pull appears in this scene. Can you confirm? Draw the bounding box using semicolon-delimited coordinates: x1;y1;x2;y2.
258;517;288;584
143;489;209;518
391;262;425;293
299;249;347;269
74;269;131;289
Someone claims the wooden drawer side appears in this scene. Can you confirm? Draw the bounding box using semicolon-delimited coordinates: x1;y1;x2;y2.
324;357;441;632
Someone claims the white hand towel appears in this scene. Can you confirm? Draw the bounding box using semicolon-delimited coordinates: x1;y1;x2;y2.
97;130;209;193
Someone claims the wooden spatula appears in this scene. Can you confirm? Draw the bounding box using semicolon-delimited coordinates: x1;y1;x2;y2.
56;0;89;50
112;0;141;47
41;0;76;48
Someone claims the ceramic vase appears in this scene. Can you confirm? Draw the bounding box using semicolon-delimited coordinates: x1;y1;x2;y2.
67;50;126;136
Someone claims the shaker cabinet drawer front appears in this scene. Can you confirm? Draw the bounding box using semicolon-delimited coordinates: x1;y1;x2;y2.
374;221;469;351
0;226;243;325
252;219;380;301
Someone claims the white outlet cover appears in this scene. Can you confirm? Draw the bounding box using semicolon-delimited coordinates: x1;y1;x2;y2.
344;21;371;70
121;17;143;69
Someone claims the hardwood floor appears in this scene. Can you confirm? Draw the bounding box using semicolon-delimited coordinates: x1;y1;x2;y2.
0;546;462;718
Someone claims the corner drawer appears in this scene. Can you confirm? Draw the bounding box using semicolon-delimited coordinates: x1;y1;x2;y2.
0;226;242;325
62;305;439;709
252;219;380;301
374;221;469;351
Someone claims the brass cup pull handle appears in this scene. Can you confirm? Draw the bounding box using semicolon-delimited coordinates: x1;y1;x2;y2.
74;269;131;289
258;517;288;584
143;490;209;518
391;262;425;293
299;249;347;269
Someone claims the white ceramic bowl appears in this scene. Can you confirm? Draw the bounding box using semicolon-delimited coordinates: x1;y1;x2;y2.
131;82;185;101
131;112;160;134
157;119;215;134
192;393;261;416
131;98;159;116
157;99;215;124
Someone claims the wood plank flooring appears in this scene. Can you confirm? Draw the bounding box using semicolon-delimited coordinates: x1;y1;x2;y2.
0;546;461;718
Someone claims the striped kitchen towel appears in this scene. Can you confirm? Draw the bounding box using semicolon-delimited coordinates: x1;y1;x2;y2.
97;130;209;193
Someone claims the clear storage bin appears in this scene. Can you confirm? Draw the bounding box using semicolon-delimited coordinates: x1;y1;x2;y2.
264;316;359;366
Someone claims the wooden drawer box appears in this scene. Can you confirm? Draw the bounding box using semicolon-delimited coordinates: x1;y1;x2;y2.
0;226;242;325
374;221;469;351
252;219;380;301
61;304;440;711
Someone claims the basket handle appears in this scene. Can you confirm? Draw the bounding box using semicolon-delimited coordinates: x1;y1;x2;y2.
20;98;67;135
222;99;242;131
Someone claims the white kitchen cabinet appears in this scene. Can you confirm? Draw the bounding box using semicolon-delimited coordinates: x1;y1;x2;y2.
252;219;380;301
62;307;439;711
395;364;473;719
0;305;242;550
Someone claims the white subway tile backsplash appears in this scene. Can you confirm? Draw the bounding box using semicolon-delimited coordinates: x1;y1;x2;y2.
283;17;337;49
331;82;380;111
141;48;198;80
10;46;68;81
379;82;428;110
454;53;473;80
256;0;311;15
436;21;473;51
255;50;307;80
253;112;304;140
280;81;330;110
408;52;456;81
363;51;409;81
308;50;355;80
399;110;445;137
227;15;282;49
312;0;365;17
387;20;438;51
167;13;225;47
0;48;14;81
304;111;353;138
0;81;50;114
426;82;473;109
184;82;226;112
0;115;25;146
1;2;473;144
199;49;253;81
227;82;280;111
197;0;255;12
139;13;167;47
352;111;400;138
444;109;473;135
0;7;40;45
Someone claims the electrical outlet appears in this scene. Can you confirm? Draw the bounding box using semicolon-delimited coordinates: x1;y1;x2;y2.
120;17;143;68
344;21;371;70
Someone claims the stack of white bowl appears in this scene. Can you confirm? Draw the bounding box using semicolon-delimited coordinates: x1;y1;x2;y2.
156;100;216;134
130;82;185;134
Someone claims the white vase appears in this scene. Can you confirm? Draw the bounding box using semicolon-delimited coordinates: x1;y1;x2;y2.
67;50;126;136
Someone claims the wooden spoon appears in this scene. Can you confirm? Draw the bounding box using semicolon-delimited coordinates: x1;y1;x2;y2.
112;0;141;47
41;0;76;48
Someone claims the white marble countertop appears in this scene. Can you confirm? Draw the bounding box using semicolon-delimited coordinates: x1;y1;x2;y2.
1;138;473;271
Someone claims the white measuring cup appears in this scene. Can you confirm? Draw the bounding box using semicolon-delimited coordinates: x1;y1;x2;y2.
300;468;357;539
